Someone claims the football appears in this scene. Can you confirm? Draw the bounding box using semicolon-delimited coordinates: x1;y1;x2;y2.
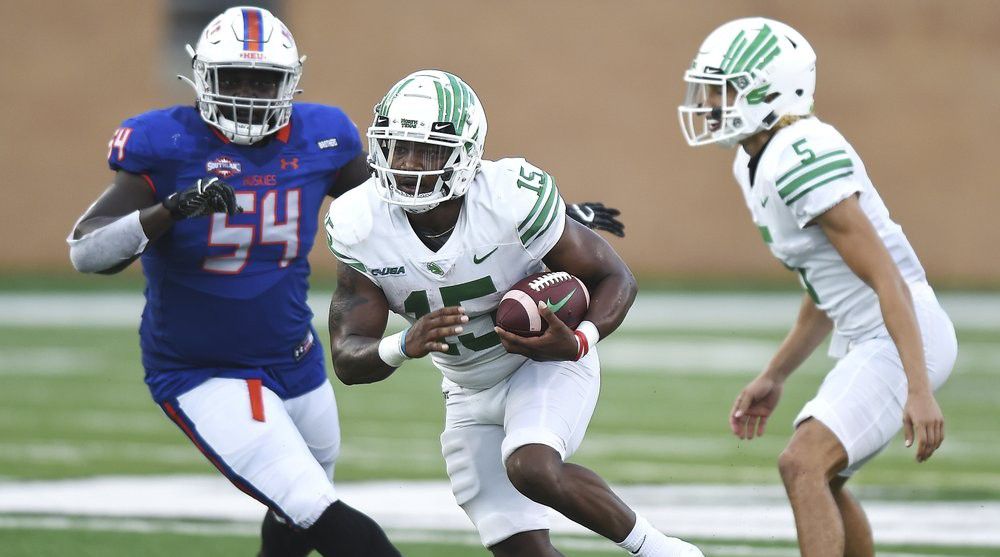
496;271;590;337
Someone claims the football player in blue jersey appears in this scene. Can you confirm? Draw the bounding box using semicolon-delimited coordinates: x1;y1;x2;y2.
67;6;626;557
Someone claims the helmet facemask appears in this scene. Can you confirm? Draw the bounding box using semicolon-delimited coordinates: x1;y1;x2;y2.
679;71;763;147
191;61;300;145
368;119;479;213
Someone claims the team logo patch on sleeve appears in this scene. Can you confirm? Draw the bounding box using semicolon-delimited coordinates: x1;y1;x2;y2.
206;156;242;178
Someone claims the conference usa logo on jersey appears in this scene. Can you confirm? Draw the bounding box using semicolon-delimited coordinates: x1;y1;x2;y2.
371;266;405;277
206;156;242;179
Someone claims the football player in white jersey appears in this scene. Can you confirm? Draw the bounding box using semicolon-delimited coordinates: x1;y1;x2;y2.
326;70;703;557
678;18;957;557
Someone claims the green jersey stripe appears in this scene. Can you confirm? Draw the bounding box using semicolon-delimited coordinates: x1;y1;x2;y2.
520;183;559;245
730;25;772;74
785;171;855;204
328;245;368;273
776;149;848;187
779;159;853;199
530;198;563;246
328;244;357;263
517;177;554;231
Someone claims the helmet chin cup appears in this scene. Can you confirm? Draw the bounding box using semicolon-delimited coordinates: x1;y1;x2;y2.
401;201;439;214
216;115;270;145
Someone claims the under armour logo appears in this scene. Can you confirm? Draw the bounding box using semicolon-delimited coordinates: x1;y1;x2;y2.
281;158;299;170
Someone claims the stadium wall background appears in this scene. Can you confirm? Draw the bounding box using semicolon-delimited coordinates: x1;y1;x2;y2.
5;1;997;286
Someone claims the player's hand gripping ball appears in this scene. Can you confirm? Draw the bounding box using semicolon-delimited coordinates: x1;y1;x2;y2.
496;271;589;336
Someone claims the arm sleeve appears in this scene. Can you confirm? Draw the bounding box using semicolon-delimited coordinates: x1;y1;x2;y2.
772;132;862;228
506;159;567;260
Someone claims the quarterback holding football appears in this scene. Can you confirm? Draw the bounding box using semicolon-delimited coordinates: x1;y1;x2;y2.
326;70;703;556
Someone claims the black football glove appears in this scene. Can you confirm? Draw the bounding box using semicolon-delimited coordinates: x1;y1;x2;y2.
567;202;625;237
163;177;242;220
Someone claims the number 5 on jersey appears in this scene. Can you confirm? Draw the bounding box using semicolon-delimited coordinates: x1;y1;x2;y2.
204;189;300;273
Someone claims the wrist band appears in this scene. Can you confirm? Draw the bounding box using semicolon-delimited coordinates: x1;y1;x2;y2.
378;329;411;367
574;321;600;361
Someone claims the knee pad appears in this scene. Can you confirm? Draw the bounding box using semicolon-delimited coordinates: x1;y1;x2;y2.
441;426;549;547
441;427;482;505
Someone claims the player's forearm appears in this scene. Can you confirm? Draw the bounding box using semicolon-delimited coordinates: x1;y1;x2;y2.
69;211;149;274
583;269;638;339
77;203;173;239
138;203;175;242
875;278;930;394
69;203;175;274
762;294;832;382
330;335;398;385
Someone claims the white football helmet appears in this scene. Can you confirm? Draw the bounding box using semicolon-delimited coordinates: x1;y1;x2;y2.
367;70;487;213
179;6;303;145
678;18;816;147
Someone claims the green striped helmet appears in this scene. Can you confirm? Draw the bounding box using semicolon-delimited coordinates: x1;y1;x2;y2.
368;70;487;213
678;18;816;147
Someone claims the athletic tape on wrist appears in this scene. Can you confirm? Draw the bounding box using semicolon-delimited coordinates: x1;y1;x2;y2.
378;329;411;368
574;320;600;361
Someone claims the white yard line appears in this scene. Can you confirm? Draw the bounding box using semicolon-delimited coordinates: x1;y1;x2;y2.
0;476;997;548
2;291;999;330
3;337;997;377
0;516;972;557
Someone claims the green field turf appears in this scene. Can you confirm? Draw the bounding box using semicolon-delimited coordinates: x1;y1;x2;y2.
2;525;998;557
1;289;998;555
1;324;996;495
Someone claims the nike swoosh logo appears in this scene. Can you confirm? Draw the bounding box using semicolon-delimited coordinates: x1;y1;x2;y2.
546;289;576;313
432;122;450;132
761;196;769;207
473;247;499;264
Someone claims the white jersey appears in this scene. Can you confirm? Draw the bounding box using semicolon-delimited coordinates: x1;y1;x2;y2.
325;158;567;389
733;117;926;342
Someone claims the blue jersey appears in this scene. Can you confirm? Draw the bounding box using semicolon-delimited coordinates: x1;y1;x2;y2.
107;104;362;402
